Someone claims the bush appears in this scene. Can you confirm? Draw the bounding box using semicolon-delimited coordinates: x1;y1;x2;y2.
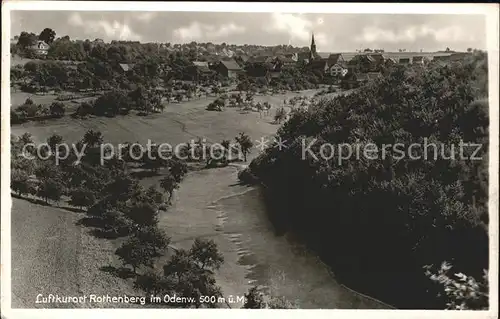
424;262;488;310
237;168;258;185
49;102;65;118
11;110;25;124
73;101;94;118
93;90;132;116
16;103;39;118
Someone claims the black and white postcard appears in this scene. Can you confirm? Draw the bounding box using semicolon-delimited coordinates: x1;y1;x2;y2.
1;2;498;319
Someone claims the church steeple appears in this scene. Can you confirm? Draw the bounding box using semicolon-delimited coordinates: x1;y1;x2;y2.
310;32;317;60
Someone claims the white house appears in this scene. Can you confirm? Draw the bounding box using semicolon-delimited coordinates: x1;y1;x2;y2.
329;63;348;77
31;40;50;56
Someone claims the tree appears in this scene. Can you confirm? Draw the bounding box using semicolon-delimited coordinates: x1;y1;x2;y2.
243;286;266;308
189;238;224;271
160;172;179;203
245;91;254;104
168;158;188;183
17;31;37;48
235;132;253;162
93;90;132;116
126;201;159;227
83;129;103;148
424;262;488;310
115;236;155;273
243;286;297;309
69;188;96;210
220;139;231;161
19;132;34;145
49;102;65;118
37;178;63;204
134;225;171;255
39;28;56;44
162;242;224;308
145;185;164;204
134;271;172;296
34;162;60;181
11;169;34;197
274;107;287;124
47;134;64;153
25;97;34;105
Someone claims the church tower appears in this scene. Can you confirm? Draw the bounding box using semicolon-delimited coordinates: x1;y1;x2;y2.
310;32;317;60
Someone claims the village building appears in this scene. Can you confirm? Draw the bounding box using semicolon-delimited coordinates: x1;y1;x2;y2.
329;63;348;77
398;57;411;65
189;61;215;82
118;63;135;74
347;54;377;74
30;40;50;56
384;57;398;67
214;59;243;80
273;55;296;71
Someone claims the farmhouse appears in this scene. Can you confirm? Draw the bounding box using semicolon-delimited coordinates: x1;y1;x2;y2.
189;61;214;82
118;63;135;73
329;63;348;77
274;56;296;70
30;40;50;56
347;54;377;74
215;59;243;79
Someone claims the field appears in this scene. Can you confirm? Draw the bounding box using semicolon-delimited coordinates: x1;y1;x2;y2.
10;88;388;308
11;90;321;145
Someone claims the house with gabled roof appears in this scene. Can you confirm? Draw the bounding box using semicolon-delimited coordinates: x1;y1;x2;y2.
329;63;348;78
30;40;50;56
118;63;135;73
273;55;296;71
347;54;378;74
308;58;332;74
384;57;398;66
189;61;215;82
215;59;243;79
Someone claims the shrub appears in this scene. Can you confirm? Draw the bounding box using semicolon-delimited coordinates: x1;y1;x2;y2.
73;101;94;118
116;236;156;273
49;102;65;118
424;262;488;310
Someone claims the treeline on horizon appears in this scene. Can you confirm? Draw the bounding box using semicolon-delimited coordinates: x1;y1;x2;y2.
240;51;490;309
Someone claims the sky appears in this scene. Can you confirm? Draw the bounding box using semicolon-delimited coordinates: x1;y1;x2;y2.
10;11;487;52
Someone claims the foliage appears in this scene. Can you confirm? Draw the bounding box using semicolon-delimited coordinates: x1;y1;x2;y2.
49;102;66;118
37;178;63;203
93;90;133;116
189;238;224;271
243;286;297;309
39;28;56;44
115;236;156;273
424;262;488;310
245;53;489;308
160;172;179;203
69;188;96;209
235;132;254;162
134;225;171;255
11;169;35;197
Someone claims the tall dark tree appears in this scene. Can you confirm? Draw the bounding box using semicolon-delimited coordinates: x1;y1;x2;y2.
38;28;56;44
